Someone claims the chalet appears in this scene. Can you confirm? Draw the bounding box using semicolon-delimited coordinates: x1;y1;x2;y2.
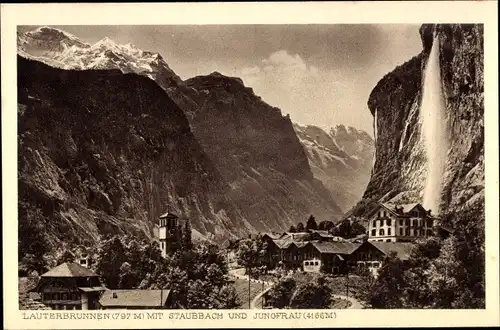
301;241;361;274
99;289;172;309
37;262;106;310
350;241;415;277
367;202;437;242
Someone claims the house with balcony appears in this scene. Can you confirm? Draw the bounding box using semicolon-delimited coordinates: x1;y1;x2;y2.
36;262;106;310
367;202;436;243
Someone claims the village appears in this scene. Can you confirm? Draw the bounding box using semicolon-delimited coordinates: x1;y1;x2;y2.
19;200;454;311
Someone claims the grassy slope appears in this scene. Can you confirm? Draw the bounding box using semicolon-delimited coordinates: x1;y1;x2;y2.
231;278;266;309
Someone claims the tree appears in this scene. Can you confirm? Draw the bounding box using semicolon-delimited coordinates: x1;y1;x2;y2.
369;252;408;308
265;277;297;308
331;219;366;239
236;236;267;275
181;219;193;250
306;215;318;231
218;284;240;308
296;222;305;232
318;221;334;231
118;262;140;289
57;250;76;265
288;225;297;233
290;276;332;309
95;236;127;289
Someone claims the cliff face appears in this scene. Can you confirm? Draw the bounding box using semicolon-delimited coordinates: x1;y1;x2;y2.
173;73;343;230
353;24;484;219
18;56;253;250
293;124;374;212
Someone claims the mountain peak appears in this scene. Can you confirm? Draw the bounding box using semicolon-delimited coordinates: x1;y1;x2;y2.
24;26;90;48
93;37;120;49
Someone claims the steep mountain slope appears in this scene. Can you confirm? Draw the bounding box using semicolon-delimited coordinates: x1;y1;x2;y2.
350;24;484;220
178;72;343;230
293;124;374;212
17;26;343;239
18;56;254;252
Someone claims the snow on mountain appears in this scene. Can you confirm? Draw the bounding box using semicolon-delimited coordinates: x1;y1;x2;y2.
17;26;181;87
294;123;375;212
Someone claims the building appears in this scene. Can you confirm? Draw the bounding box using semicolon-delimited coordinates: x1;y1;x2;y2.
155;212;183;258
302;241;361;274
36;262;106;310
350;241;415;277
367;202;436;242
99;289;172;309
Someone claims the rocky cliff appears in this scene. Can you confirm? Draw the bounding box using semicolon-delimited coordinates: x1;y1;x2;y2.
293;124;374;212
176;72;343;230
351;24;484;220
18;56;255;252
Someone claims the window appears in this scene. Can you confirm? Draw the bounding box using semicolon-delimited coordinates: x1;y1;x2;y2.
372;220;376;227
427;219;433;227
379;229;385;236
399;228;403;236
420;229;425;236
405;228;410;236
387;228;391;236
315;261;319;266
399;219;403;226
426;229;433;236
380;219;385;227
386;239;391;242
373;262;380;268
371;229;376;236
387;219;391;226
406;219;410;226
305;261;309;266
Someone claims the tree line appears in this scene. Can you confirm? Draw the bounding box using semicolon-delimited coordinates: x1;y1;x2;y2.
288;214;366;239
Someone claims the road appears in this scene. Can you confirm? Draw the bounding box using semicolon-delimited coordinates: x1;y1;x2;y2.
229;268;364;309
229;268;274;309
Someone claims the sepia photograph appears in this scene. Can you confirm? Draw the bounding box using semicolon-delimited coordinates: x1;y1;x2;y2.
2;1;499;329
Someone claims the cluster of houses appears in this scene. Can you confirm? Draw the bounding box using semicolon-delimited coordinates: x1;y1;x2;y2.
23;202;451;310
259;202;451;277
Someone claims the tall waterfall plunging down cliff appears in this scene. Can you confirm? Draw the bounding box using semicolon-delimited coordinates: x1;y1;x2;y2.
420;35;449;215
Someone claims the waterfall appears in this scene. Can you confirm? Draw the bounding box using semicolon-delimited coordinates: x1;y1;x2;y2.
419;34;449;215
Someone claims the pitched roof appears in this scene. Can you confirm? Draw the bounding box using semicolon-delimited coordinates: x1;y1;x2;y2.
159;212;178;219
369;241;415;261
41;262;98;278
273;237;294;249
99;290;170;308
262;232;281;240
310;241;361;255
310;230;334;238
400;203;421;214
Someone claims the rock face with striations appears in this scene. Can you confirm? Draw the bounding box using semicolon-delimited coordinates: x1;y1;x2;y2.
18;56;254;250
176;72;343;231
350;24;484;220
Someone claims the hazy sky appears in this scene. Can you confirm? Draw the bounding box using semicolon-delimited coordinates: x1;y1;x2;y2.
20;25;423;135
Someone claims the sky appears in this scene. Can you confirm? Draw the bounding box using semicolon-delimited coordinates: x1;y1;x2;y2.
20;25;423;135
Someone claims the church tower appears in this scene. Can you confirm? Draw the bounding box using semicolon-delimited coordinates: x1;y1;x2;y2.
156;212;182;258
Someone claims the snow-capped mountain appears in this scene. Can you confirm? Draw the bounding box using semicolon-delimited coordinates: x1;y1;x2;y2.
294;123;375;212
17;26;181;88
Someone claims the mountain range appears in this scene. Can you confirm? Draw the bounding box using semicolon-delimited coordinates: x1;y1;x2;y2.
17;26;375;249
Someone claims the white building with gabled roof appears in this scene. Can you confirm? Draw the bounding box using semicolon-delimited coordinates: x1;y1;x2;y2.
367;202;437;242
